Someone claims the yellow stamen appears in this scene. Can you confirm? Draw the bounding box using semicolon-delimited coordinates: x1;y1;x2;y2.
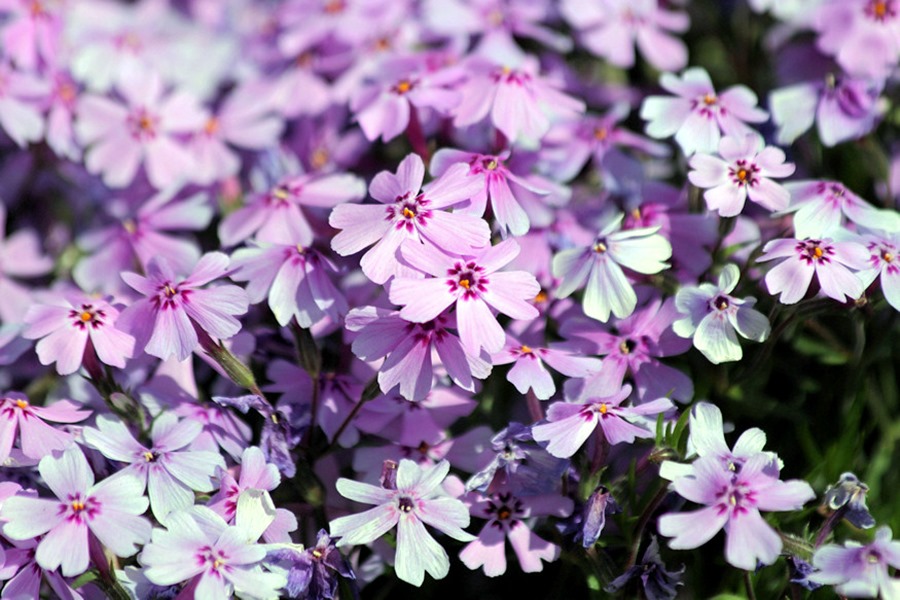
813;247;824;259
883;251;894;263
703;93;716;105
729;494;737;505
459;279;471;289
534;290;548;303
273;187;290;200
15;399;28;409
143;451;155;462
599;403;608;415
204;117;219;135
296;244;306;254
631;208;641;220
395;80;412;94
323;0;344;14
874;0;888;18
485;159;498;170
736;168;749;182
80;312;93;322
123;219;137;234
497;507;511;520
138;114;154;132
312;549;323;559
402;207;416;219
72;500;85;512
593;242;607;254
619;341;631;355
213;559;223;569
593;127;608;141
311;148;329;170
520;345;532;354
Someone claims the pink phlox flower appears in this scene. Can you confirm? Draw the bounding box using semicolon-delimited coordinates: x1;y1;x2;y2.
277;0;390;57
390;238;540;354
453;55;585;149
540;105;671;183
559;297;693;402
74;69;207;189
355;386;477;447
0;0;62;71
531;384;674;458
81;412;225;522
351;54;464;142
349;434;456;482
189;79;286;185
491;332;602;400
0;61;47;147
782;180;900;239
0;445;152;577
330;152;489;284
73;187;213;294
561;0;689;72
140;504;286;598
230;240;347;329
759;236;870;304
658;453;815;570
329;459;475;587
0;391;90;463
22;289;135;375
688;134;796;217
220;153;366;247
552;213;672;322
0;533;89;600
813;0;900;79
857;229;900;312
118;252;250;361
346;306;491;400
770;74;886;147
640;67;768;155
430;148;551;237
672;264;770;364
809;526;900;598
0;202;54;324
459;489;574;576
291;109;368;173
207;446;298;544
41;69;81;161
174;402;253;462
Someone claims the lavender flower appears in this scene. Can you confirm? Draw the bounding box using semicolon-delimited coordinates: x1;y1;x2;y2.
606;536;685;600
0;392;91;462
266;530;356;600
809;526;900;598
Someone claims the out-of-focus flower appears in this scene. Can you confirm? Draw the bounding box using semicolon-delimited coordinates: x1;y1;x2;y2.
784;180;900;239
810;526;900;598
266;530;356;600
606;536;685;600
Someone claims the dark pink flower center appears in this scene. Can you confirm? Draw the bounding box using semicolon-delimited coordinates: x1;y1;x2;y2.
397;495;415;513
153;282;192;310
447;261;488;298
387;192;432;233
127;107;159;140
197;546;230;574
796;239;834;265
693;93;724;118
714;482;758;517
866;0;896;21
487;492;524;528
61;493;100;524
69;304;107;330
729;160;759;187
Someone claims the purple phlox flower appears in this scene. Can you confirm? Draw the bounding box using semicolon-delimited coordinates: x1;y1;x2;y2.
672;264;770;364
265;529;356;600
74;69;207;189
578;485;621;548
465;423;569;495
0;392;90;463
532;384;674;458
208;446;298;544
783;180;900;239
770;73;886;147
787;555;824;592
174;401;252;462
0;0;62;71
351;53;463;142
559;297;693;402
330;152;488;284
809;526;900;598
277;0;389;57
329;459;475;586
212;392;302;477
140;504;287;598
688;134;795;217
658;453;815;570
349;433;459;484
22;290;135;375
73;187;213;293
269;61;333;120
758;236;870;304
0;203;53;324
219;158;366;247
81;412;225;522
43;69;81;161
0;445;151;576
560;0;689;72
231;240;347;329
290;109;368;174
491;333;602;400
540;105;671;183
640;67;768;156
552;213;672;322
429;148;551;237
459;489;573;576
659;402;781;482
858;230;900;311
355;387;477;448
189;79;286;185
605;536;685;600
422;0;573;55
452;55;585;149
813;1;900;79
0;61;47;147
346;306;492;401
822;472;876;530
390;238;540;354
118;252;250;361
0;535;88;600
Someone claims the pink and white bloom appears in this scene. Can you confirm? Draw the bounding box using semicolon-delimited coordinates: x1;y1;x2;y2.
858;230;900;312
329;459;475;587
784;180;900;239
118;252;250;361
0;445;152;577
0;61;48;147
330;153;488;284
0;203;54;324
0;392;90;463
0;0;62;70
531;384;673;458
390;238;540;354
759;237;871;304
809;526;900;598
491;335;601;400
23;291;135;375
688;134;795;217
640;67;768;156
813;0;900;80
560;0;689;72
553;214;672;322
75;70;207;189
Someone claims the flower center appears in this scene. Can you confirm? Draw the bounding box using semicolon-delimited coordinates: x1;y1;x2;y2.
402;206;416;219
128;108;158;140
204;117;219;135
323;0;345;14
883;251;894;263
619;339;636;354
867;0;894;20
459;278;470;289
598;403;608;415
534;290;548;303
14;399;28;409
866;549;882;564
448;261;487;297
702;93;716;106
593;126;609;141
714;295;730;310
310;148;329;170
70;304;105;329
484;158;499;170
593;241;608;254
394;79;413;95
397;496;415;513
520;345;533;354
72;500;85;512
143;451;159;462
497;506;512;520
736;168;749;182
